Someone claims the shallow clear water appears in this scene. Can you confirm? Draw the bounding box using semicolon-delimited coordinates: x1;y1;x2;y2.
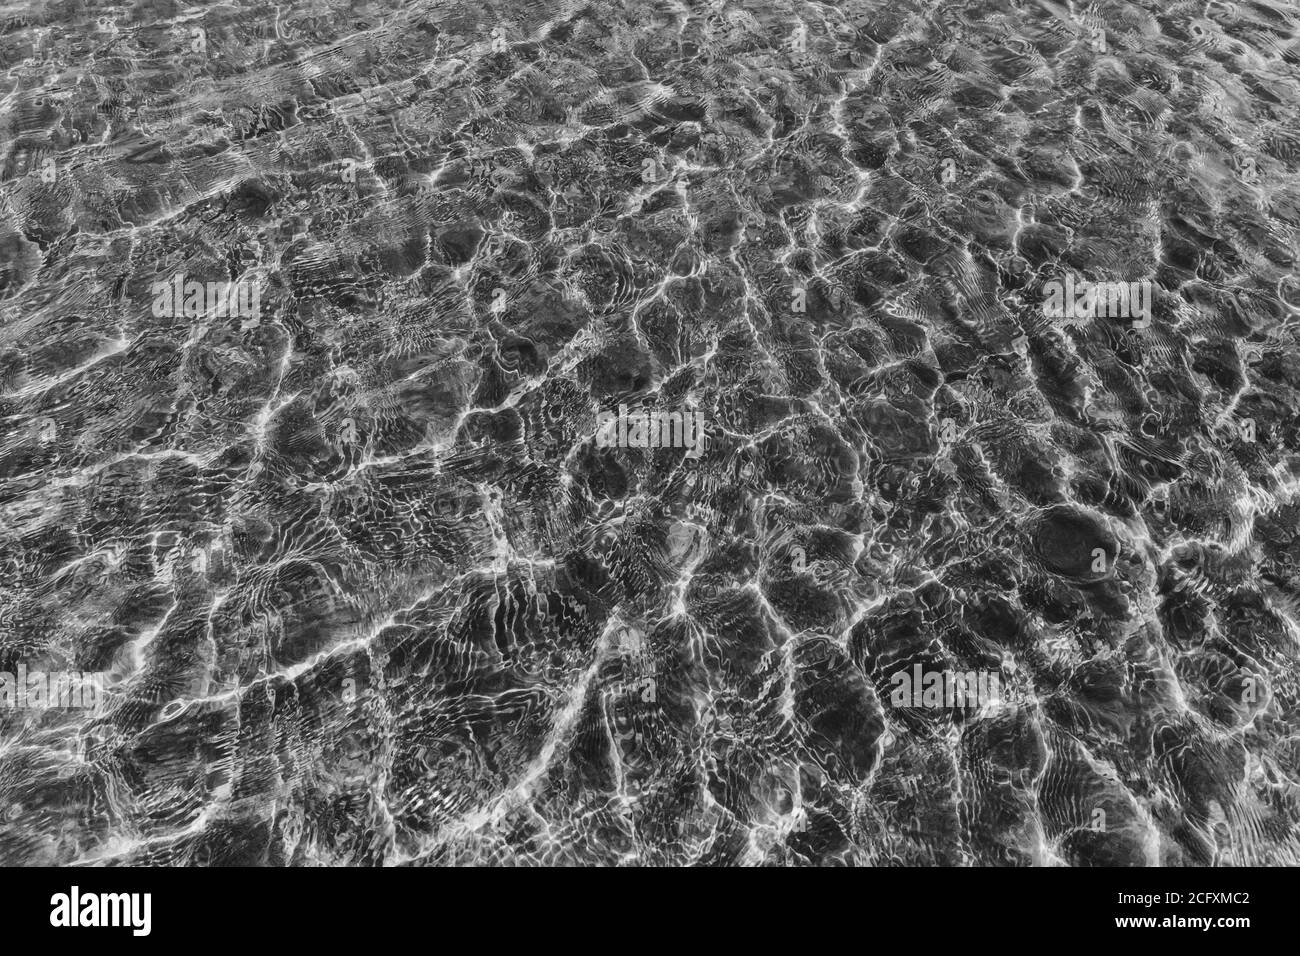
1;0;1299;866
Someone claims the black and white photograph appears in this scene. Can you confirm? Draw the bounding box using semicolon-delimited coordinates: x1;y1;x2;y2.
0;0;1294;924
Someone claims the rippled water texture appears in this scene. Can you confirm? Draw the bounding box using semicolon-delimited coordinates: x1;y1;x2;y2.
2;0;1299;866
